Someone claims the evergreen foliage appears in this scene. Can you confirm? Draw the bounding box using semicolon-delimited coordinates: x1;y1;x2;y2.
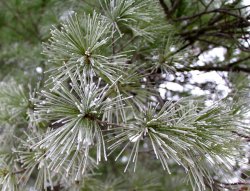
0;0;250;190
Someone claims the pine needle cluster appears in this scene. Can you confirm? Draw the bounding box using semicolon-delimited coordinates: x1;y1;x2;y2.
0;0;249;191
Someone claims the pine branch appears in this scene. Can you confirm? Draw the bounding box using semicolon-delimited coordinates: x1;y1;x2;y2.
176;65;250;73
158;0;170;19
173;6;250;21
1;1;250;191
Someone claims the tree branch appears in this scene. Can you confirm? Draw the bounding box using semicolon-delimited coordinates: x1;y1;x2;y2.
158;0;170;19
174;6;250;21
176;65;250;73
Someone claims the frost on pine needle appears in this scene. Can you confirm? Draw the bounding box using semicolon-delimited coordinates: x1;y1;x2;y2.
107;99;243;190
1;1;249;190
0;161;18;191
32;69;129;179
0;81;29;124
15;131;55;191
43;11;128;84
100;0;152;35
